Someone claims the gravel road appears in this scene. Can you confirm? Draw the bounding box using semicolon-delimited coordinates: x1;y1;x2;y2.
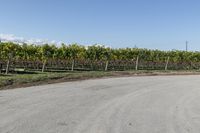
1;75;200;133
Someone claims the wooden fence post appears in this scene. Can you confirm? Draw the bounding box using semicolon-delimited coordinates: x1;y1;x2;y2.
42;60;46;73
165;56;170;70
71;59;75;71
105;60;109;71
0;63;2;74
5;60;10;74
5;53;12;75
135;56;139;71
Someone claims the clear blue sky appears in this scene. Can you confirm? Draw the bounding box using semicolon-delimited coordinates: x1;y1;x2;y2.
0;0;200;50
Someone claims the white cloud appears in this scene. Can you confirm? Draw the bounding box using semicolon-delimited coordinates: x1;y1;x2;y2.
0;34;62;45
0;34;25;43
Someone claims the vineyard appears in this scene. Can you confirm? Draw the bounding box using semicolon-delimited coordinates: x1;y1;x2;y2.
1;42;200;74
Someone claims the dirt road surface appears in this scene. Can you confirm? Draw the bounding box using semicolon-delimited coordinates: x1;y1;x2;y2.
1;75;200;133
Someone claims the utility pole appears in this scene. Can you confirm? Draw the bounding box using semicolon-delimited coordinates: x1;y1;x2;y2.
134;45;137;48
186;41;188;51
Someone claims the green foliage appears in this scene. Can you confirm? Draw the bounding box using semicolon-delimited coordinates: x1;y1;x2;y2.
0;41;200;64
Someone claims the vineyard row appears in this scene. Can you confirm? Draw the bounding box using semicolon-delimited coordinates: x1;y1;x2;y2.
1;42;200;73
